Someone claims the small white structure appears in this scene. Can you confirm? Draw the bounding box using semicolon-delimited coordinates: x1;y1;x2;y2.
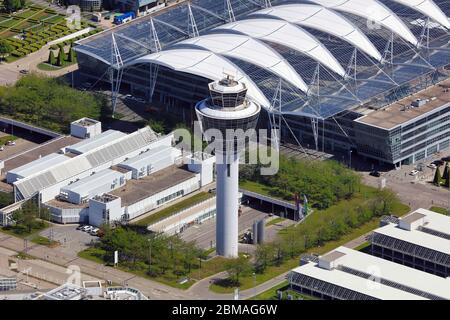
7;153;69;184
43;283;87;300
118;145;181;179
70;118;102;139
59;169;126;205
187;152;215;187
89;194;123;227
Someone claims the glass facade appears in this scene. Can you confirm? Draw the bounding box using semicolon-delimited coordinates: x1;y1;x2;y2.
354;103;450;164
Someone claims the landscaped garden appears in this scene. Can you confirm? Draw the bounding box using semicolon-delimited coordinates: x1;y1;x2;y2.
0;3;101;62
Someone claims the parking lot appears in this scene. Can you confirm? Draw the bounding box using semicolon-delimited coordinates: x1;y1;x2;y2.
39;224;99;257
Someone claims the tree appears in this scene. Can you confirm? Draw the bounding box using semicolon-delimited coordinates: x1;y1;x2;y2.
11;201;43;234
254;244;274;273
433;167;443;186
56;48;66;67
68;46;76;63
4;0;25;12
444;169;450;188
48;50;56;65
442;163;449;181
224;256;252;285
0;40;13;61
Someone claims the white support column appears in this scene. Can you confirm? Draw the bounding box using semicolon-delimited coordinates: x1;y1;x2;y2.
187;4;199;38
216;151;239;258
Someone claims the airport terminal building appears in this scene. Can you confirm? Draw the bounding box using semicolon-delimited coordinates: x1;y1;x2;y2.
75;0;450;166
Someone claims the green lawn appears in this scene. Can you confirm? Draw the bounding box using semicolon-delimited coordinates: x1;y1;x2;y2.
0;221;50;239
30;235;59;247
266;217;285;227
429;206;450;216
0;135;18;146
240;180;293;203
133;192;214;227
37;62;61;71
78;246;229;290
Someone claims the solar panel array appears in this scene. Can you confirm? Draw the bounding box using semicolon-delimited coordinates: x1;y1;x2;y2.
337;265;445;300
372;232;450;266
287;272;377;300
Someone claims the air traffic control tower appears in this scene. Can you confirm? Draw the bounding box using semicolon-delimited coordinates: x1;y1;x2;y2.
196;75;261;258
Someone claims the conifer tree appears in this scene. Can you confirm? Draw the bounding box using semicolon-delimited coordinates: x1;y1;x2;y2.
433;167;442;186
48;50;56;65
443;162;449;181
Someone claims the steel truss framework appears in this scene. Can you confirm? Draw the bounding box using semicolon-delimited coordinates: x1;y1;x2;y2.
76;0;450;149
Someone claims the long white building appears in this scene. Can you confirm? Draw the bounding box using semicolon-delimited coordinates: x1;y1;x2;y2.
371;208;450;277
288;246;450;300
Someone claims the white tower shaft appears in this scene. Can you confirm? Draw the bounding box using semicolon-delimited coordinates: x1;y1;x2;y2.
215;151;239;258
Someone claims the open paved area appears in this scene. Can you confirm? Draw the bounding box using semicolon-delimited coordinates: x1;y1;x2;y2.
180;206;267;250
39;224;97;257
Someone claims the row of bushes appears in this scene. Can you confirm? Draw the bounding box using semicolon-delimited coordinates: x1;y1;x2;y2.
9;26;101;58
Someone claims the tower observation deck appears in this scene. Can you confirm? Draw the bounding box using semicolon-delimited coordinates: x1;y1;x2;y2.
196;75;261;258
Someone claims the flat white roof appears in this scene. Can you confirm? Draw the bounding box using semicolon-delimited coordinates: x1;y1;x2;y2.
292;262;426;300
119;145;173;170
61;169;124;196
374;208;450;256
8;153;69;179
292;246;450;300
66;130;127;154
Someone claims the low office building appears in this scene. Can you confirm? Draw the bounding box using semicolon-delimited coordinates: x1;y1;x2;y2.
89;164;207;226
370;208;450;278
118;145;180;179
288;246;450;300
59;169;126;205
6;153;69;184
43;284;87;300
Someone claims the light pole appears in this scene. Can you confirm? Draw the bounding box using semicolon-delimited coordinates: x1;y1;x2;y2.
147;238;152;267
253;272;256;300
349;150;353;169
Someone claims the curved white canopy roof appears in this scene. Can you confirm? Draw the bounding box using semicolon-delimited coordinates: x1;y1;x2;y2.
135;49;270;108
215;18;346;77
392;0;449;29
255;4;383;62
309;0;419;45
179;34;308;93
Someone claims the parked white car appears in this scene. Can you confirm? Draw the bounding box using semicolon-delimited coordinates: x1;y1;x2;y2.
409;170;419;176
81;225;94;232
89;228;100;236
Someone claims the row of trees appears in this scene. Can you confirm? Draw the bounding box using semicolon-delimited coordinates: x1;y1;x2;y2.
241;156;361;209
219;188;402;286
48;45;76;67
0;40;13;61
96;225;207;278
0;74;104;133
433;163;450;187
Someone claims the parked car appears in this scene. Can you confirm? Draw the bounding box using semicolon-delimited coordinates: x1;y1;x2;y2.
369;170;381;177
76;225;85;230
19;69;29;74
409;170;419;176
6;141;15;146
433;160;445;166
89;228;100;236
0;146;3;151
427;163;437;169
441;156;450;162
81;225;94;232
